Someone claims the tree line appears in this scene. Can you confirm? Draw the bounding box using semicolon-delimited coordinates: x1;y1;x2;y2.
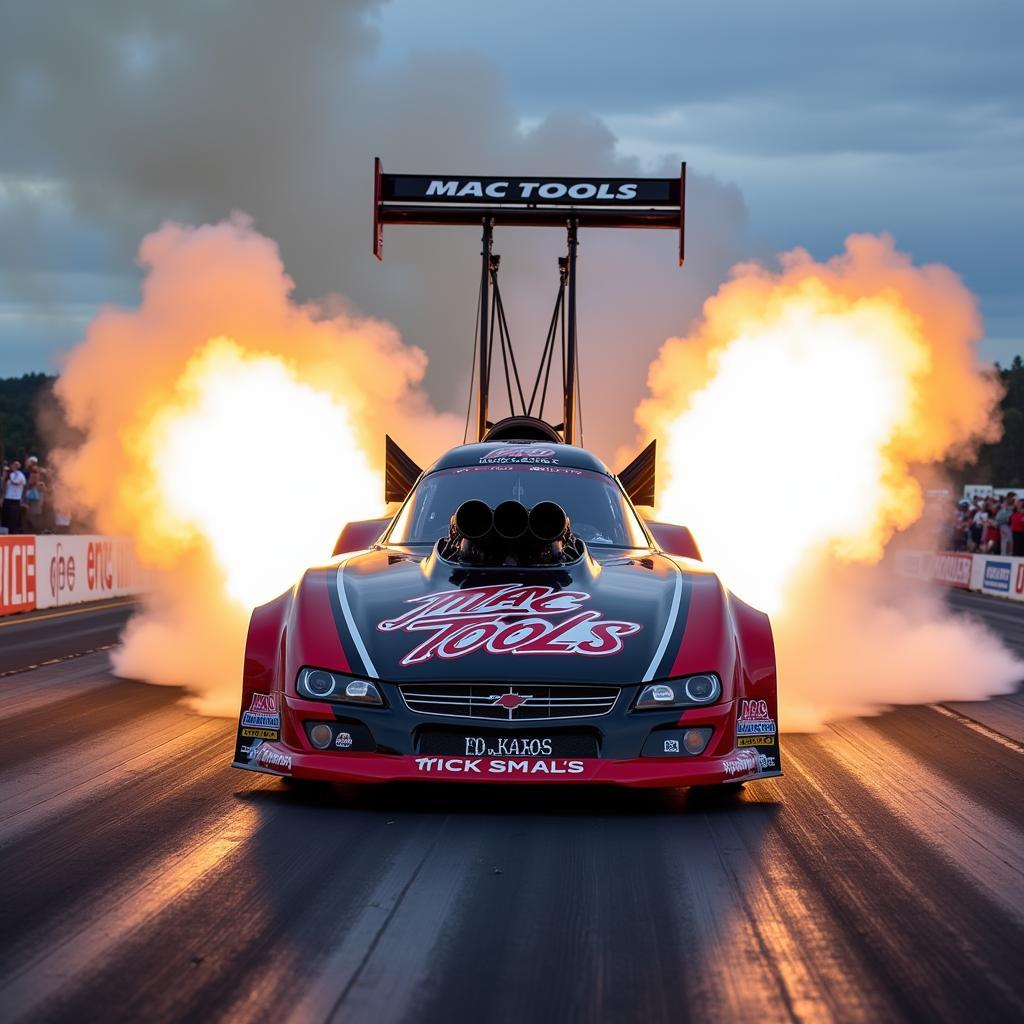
0;373;55;462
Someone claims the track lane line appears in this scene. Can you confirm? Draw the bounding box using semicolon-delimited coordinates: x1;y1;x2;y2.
0;598;135;629
932;702;1024;753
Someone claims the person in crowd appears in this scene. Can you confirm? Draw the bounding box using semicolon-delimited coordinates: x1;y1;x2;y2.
952;501;970;552
23;464;46;533
996;493;1016;555
982;498;1002;553
1012;499;1024;558
1;459;26;533
969;500;987;552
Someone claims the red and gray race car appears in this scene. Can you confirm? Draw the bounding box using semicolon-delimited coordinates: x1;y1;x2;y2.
232;164;781;789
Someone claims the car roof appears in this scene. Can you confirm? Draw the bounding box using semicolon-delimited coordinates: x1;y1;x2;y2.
427;441;612;476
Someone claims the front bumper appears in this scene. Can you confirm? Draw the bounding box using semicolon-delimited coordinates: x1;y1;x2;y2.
234;747;782;787
232;685;782;789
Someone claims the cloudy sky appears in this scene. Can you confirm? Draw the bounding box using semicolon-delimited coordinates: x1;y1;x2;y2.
1;0;1021;412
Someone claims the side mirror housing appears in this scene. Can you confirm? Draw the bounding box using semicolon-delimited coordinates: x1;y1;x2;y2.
645;520;701;561
333;517;390;557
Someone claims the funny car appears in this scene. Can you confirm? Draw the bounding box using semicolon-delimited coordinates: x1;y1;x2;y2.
231;163;780;788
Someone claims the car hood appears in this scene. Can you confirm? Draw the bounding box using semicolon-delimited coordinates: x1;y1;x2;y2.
321;546;700;683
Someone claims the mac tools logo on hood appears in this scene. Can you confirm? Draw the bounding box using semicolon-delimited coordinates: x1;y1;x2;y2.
377;584;642;667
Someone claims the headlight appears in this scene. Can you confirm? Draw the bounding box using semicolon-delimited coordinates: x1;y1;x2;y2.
297;668;384;706
635;673;721;710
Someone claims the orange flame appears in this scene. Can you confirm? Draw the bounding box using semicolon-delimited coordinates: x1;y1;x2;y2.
638;234;1019;727
54;216;458;714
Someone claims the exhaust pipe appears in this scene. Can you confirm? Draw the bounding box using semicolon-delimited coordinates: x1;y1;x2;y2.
454;499;493;540
443;499;578;565
528;501;569;542
493;500;529;540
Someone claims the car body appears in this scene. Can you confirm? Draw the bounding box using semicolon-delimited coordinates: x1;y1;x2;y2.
232;441;781;787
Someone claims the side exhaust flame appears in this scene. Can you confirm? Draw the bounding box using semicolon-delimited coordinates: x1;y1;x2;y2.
638;234;1022;728
52;217;459;715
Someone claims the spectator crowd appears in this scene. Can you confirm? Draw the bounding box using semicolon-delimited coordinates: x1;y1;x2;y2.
1;457;71;535
950;493;1024;556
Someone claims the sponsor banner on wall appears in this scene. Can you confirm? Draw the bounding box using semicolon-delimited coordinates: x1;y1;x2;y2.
34;535;151;609
0;535;36;615
892;550;973;589
895;549;1024;602
931;552;974;588
973;556;1024;600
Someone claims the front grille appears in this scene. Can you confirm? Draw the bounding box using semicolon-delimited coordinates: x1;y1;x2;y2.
398;683;620;721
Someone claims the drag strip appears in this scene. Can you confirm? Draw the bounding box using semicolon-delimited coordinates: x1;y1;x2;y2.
0;599;135;676
0;594;1021;1022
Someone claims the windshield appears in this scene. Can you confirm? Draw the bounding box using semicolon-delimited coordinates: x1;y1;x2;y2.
388;466;650;548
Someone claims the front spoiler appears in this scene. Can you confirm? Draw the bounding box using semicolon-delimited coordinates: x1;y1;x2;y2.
233;745;783;788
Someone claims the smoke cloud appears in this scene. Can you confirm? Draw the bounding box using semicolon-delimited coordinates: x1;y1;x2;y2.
55;216;459;714
0;0;748;458
8;4;1018;727
638;234;1021;728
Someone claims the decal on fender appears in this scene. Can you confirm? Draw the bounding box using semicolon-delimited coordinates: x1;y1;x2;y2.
242;692;281;730
736;698;776;737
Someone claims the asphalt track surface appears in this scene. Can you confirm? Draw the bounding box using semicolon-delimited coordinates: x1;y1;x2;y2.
1;591;1023;1023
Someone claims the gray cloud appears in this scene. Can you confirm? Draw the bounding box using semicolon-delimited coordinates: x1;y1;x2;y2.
374;0;1023;356
0;0;749;459
376;1;1022;115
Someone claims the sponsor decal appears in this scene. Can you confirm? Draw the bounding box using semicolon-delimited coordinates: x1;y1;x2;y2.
87;541;115;592
0;536;35;615
756;752;777;771
335;731;353;749
34;536;151;609
244;739;292;773
48;543;76;601
465;736;553;756
931;552;972;588
424;180;640;202
453;465;584;478
723;753;758;776
479;445;558;465
415;756;586;775
736;698;777;737
378;584;642;666
241;692;281;730
983;560;1012;593
241;727;280;740
663;738;681;753
737;736;775;747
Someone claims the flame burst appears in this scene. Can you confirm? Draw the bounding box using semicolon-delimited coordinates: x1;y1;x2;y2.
54;216;458;714
638;234;1020;727
141;338;380;607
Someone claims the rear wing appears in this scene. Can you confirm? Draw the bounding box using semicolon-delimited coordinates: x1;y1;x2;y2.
373;158;686;264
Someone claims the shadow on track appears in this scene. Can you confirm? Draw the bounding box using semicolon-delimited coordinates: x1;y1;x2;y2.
235;776;771;819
